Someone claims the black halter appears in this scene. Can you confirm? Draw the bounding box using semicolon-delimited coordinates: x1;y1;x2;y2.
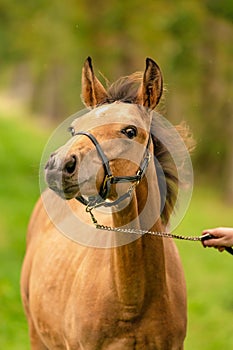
74;131;151;207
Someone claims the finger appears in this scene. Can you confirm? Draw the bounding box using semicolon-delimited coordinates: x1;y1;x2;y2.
202;229;212;235
202;238;224;247
202;239;215;247
202;229;216;237
218;247;225;252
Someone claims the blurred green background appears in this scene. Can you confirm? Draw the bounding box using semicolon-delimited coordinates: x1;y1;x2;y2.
0;0;232;349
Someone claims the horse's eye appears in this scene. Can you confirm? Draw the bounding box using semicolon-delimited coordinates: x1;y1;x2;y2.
121;126;138;139
68;127;75;137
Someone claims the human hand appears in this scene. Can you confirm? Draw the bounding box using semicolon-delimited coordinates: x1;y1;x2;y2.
202;227;233;252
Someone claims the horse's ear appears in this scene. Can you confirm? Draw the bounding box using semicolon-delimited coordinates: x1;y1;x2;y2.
136;58;163;110
82;57;108;108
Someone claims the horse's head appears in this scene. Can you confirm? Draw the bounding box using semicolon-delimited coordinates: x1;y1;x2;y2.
45;57;163;205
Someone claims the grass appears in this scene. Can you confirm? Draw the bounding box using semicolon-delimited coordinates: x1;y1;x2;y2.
0;109;232;349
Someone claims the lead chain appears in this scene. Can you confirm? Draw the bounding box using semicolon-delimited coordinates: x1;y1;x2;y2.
96;224;201;241
86;206;202;242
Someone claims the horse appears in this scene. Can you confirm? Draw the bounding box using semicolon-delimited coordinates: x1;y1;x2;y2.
21;57;192;349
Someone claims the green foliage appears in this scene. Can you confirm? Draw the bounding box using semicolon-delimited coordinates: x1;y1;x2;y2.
0;113;48;349
205;0;233;22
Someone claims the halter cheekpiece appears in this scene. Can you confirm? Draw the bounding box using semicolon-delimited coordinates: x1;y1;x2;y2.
74;131;151;208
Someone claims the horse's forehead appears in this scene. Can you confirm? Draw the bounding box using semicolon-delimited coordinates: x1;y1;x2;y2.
93;103;140;119
72;103;149;131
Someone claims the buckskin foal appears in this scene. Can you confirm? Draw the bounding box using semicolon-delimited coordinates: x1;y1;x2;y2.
21;57;188;349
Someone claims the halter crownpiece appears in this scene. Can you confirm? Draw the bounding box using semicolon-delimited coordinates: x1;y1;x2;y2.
74;131;151;207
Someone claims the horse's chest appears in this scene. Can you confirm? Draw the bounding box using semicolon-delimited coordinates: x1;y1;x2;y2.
31;256;143;347
29;242;184;349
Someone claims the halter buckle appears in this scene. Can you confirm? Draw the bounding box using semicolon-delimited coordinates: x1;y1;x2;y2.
102;174;114;192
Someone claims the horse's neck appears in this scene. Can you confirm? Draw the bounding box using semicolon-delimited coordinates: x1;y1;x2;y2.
111;167;167;314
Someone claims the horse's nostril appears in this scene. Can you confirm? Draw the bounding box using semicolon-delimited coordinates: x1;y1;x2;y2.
64;155;77;175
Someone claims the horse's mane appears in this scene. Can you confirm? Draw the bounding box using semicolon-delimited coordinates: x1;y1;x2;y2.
151;121;195;224
104;73;195;224
103;72;143;104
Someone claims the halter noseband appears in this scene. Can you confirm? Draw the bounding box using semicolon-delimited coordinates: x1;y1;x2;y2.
74;131;151;207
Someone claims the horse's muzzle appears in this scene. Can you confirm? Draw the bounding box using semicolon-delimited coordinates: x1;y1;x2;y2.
45;153;79;199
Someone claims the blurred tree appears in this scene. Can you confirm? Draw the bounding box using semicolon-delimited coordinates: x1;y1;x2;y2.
199;1;233;200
